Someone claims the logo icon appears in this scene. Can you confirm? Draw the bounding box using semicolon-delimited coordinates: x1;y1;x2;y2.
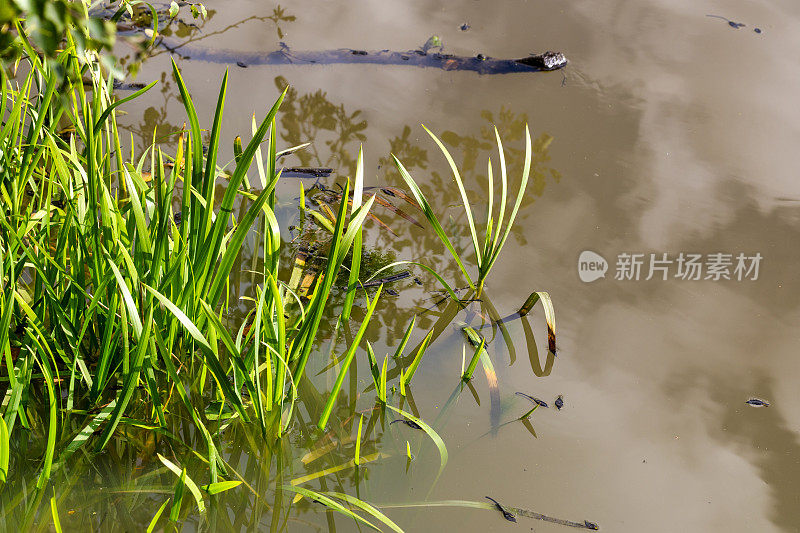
578;251;608;282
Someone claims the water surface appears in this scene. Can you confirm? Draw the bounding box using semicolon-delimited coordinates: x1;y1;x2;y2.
90;0;800;530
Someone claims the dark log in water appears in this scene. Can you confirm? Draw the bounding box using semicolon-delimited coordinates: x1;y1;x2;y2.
157;40;568;74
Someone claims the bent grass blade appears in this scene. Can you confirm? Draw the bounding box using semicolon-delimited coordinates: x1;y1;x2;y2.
158;453;206;514
324;491;406;533
386;405;447;480
283;485;382;532
519;291;557;354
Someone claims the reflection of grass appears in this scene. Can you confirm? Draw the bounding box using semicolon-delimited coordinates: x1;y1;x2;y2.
275;75;368;174
267;5;297;39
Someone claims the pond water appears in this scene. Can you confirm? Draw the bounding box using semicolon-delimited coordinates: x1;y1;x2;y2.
31;0;800;531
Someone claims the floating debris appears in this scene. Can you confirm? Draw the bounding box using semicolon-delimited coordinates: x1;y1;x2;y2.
516;51;568;71
746;398;770;407
390;418;423;430
706;14;746;29
282;167;333;178
111;80;146;91
516;392;548;408
485;497;517;523
421;35;443;54
555;395;564;410
362;271;411;288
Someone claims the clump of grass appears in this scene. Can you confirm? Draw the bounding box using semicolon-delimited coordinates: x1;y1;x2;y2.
0;27;378;483
0;19;558;531
392;124;533;295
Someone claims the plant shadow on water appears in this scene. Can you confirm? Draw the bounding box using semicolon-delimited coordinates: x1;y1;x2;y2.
0;27;586;532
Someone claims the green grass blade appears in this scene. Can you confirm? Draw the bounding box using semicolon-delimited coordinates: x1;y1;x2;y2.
484;157;495;258
36;353;57;489
0;416;8;482
198;301;241;361
203;69;228;204
401;329;433;389
158;453;206;513
252;115;267;188
202;480;242;495
170;468;186;522
392;315;416;359
122;164;153;255
366;341;381;392
92;80;157;136
391;155;475;289
95;306;154;451
195;88;287;299
342;144;364;320
325;491;406;533
143;284;249;420
170;58;203;186
54;399;116;468
317;285;383;430
422;124;482;266
207;182;278;307
354;414;364;466
106;254;143;339
252;287;268;423
379;355;388;403
50;496;63;533
292;186;377;382
485;125;532;276
490;126;508;252
283;486;381;531
265;272;287;405
462;337;485;381
304;208;335;233
387;405;447;479
146;500;170;533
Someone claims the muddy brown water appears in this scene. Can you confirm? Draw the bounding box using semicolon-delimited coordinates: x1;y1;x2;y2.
53;0;800;531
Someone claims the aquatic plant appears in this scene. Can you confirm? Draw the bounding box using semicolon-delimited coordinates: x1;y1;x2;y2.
393;124;532;295
0;18;564;530
0;30;391;527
